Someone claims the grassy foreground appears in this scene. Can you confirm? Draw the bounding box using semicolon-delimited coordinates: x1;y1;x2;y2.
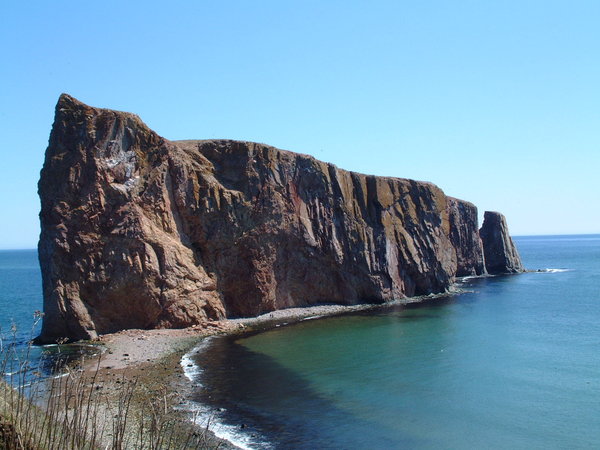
0;333;224;449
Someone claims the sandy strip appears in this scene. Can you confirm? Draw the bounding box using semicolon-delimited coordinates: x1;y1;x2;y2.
93;321;237;371
92;302;402;371
93;291;468;371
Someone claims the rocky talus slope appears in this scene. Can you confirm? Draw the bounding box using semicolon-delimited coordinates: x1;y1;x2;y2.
37;95;523;342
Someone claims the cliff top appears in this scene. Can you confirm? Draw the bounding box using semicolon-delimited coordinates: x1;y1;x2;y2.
56;94;441;191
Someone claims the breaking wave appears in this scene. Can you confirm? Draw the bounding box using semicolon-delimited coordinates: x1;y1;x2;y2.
536;268;572;273
180;339;271;450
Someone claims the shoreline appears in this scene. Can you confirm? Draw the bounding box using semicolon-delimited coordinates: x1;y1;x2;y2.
83;286;471;449
92;286;468;372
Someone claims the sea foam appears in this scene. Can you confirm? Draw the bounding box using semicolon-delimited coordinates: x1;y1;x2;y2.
180;338;272;450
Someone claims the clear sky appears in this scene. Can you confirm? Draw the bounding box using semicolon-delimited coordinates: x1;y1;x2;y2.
1;1;598;249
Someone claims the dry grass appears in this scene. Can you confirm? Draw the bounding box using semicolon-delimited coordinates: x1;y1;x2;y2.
0;316;221;449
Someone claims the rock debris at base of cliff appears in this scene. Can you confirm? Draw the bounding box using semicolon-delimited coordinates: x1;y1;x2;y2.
37;94;524;343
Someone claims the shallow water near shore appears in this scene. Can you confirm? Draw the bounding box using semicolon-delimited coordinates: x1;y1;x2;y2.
189;235;600;449
0;249;99;382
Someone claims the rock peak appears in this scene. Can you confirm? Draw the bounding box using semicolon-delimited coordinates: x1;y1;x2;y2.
57;92;80;105
54;94;146;126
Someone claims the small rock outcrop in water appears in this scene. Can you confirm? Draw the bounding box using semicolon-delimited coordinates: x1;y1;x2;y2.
37;95;523;342
479;211;524;274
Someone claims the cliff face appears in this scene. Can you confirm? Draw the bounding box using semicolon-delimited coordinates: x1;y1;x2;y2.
37;95;522;342
480;211;524;274
447;197;486;276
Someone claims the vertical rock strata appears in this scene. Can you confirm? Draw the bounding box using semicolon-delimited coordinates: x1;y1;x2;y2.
447;197;486;276
37;95;522;342
479;211;524;274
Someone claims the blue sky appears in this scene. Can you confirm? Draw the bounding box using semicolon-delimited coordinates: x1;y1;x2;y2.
1;1;598;249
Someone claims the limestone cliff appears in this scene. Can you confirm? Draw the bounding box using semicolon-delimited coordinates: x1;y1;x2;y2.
37;95;522;342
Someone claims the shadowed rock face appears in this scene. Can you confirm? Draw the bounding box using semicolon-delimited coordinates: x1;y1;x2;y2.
479;211;524;274
447;198;486;276
37;95;522;342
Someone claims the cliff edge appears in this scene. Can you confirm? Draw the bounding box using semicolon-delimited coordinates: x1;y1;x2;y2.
37;95;523;342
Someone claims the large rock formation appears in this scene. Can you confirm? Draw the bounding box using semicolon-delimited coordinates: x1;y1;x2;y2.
479;211;524;274
447;197;486;277
37;95;522;342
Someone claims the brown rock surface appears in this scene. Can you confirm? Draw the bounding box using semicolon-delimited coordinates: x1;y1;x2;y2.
37;95;520;342
447;197;486;276
479;211;524;274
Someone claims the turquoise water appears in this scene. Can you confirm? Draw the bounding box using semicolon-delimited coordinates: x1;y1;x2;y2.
192;235;600;449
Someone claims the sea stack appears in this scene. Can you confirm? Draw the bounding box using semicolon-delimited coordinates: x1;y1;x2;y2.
37;94;523;343
479;211;524;274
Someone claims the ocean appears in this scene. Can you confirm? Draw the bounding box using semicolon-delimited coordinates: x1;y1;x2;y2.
0;249;44;369
0;249;95;380
2;236;599;448
185;235;600;449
